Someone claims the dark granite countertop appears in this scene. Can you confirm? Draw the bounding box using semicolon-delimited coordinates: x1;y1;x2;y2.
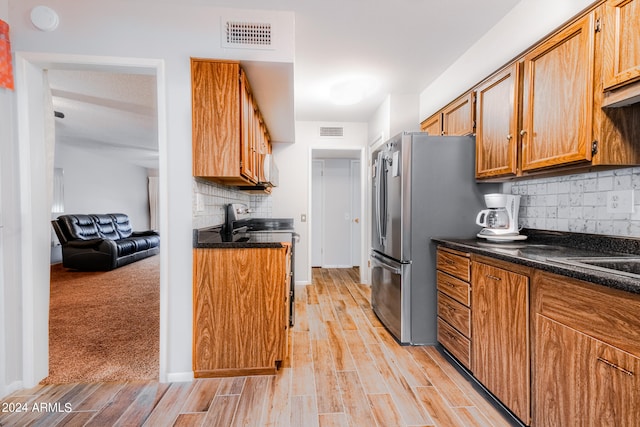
193;225;292;249
433;229;640;294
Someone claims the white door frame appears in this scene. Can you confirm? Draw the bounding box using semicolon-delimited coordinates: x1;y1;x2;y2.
308;146;368;284
311;160;325;268
350;160;361;268
14;52;169;387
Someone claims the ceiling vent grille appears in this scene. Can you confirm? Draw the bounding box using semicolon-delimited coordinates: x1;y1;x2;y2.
224;21;272;48
319;126;344;137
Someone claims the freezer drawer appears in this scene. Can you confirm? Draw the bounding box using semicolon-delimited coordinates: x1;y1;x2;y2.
370;251;410;343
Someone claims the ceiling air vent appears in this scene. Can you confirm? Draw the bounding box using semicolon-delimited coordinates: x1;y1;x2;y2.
223;21;273;49
319;126;344;137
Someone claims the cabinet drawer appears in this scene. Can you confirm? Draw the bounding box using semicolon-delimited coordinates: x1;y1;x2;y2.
437;271;471;306
438;292;471;338
438;318;471;369
533;269;640;358
437;249;471;282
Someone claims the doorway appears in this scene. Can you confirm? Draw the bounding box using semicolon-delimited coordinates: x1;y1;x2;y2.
310;148;364;277
14;52;168;386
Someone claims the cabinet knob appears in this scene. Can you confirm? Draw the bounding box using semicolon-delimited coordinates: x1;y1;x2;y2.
507;134;513;140
519;130;527;136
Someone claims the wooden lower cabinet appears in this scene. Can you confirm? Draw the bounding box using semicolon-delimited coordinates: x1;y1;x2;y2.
472;257;530;424
532;270;640;426
436;248;472;369
193;245;290;377
534;315;640;426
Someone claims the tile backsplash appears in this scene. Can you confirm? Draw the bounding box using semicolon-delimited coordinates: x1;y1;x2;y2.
508;167;640;237
192;178;272;229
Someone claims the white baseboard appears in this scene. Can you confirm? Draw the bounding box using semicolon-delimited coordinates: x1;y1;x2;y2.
165;371;194;383
0;381;24;399
295;280;310;286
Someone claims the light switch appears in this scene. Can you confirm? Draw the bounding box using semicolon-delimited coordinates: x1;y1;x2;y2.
301;214;307;222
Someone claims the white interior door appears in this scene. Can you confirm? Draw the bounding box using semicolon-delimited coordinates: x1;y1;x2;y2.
311;160;324;267
323;159;352;267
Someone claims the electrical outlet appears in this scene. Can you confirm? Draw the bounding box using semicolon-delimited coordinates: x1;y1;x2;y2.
606;190;634;214
301;214;307;222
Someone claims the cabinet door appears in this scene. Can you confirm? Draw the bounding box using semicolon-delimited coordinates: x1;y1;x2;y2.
475;63;521;178
240;72;258;183
521;12;596;171
472;262;530;423
535;315;640;426
442;92;474;136
192;60;241;178
602;0;640;90
421;113;442;135
193;247;287;376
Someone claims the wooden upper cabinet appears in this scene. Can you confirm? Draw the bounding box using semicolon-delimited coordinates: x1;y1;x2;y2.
475;63;521;179
192;58;271;187
521;12;596;172
241;72;255;182
442;92;475;136
602;0;640;91
420;113;442;135
192;60;242;180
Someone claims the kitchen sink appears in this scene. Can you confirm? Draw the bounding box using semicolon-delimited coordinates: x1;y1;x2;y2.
547;256;640;279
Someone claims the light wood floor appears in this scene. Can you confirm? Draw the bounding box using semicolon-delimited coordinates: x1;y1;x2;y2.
0;268;515;427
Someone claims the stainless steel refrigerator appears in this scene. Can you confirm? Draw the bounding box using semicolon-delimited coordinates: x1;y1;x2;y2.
371;132;497;345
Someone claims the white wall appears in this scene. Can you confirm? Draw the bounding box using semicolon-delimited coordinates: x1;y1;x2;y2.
54;143;152;229
368;93;420;146
0;0;25;397
271;122;368;283
419;0;596;119
7;0;294;385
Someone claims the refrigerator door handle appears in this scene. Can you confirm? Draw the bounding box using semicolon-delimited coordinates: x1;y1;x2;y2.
375;151;387;247
371;252;402;275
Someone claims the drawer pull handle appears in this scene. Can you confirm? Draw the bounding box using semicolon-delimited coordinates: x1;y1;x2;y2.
597;357;634;376
486;274;502;281
444;259;455;265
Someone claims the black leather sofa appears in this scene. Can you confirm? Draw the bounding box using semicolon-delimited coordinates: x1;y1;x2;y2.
51;213;160;271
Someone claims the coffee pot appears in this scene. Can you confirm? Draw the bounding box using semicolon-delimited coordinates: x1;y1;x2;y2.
476;208;510;229
476;193;525;241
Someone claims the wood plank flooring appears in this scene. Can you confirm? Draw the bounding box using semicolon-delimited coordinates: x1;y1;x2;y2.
0;268;516;427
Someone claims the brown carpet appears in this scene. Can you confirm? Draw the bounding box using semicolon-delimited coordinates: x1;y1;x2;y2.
42;255;160;384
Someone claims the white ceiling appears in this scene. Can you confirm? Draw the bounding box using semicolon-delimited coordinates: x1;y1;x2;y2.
49;0;521;168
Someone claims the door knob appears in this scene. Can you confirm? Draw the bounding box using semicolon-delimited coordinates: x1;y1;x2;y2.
354;218;360;224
